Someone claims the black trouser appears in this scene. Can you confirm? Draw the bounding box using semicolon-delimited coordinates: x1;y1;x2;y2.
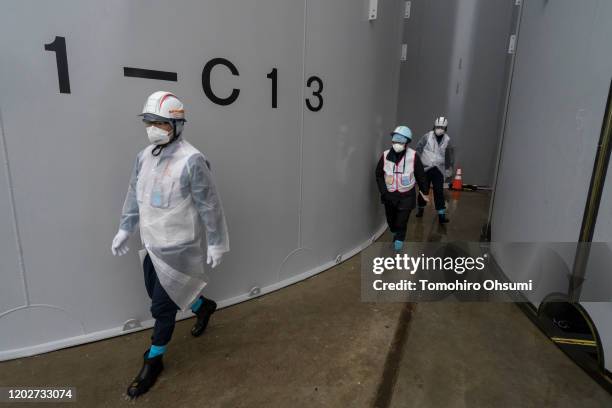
143;254;180;346
383;200;413;242
417;167;446;212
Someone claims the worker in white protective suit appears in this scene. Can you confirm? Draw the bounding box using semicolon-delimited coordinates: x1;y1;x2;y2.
415;116;455;224
110;91;229;398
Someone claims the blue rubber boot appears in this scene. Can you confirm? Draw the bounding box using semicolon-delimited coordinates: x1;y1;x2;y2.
438;209;450;224
394;240;404;251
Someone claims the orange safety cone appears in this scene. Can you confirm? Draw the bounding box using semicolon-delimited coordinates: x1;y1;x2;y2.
451;168;463;191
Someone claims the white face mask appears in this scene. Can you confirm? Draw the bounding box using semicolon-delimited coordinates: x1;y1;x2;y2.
147;126;171;145
434;128;445;136
392;143;405;153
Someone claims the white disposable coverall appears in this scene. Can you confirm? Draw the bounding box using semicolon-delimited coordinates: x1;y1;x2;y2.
416;130;454;178
119;137;229;310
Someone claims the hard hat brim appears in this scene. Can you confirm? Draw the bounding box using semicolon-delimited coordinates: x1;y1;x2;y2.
139;112;187;123
391;133;410;143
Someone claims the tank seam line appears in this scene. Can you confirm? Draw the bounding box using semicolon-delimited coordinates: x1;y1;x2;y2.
0;107;30;306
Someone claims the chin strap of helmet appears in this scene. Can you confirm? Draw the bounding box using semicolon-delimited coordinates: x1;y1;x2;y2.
151;119;182;156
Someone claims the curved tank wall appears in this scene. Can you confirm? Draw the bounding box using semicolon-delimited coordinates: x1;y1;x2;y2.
0;0;404;360
490;0;612;371
491;0;612;244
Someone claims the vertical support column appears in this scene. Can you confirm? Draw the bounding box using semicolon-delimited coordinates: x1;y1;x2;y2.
569;78;612;301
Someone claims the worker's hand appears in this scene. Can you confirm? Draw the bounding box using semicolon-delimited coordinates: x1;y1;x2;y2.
419;191;430;203
207;246;225;268
111;229;130;256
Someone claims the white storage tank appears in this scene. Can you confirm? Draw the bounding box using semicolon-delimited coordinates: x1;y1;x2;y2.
489;0;612;384
0;0;404;360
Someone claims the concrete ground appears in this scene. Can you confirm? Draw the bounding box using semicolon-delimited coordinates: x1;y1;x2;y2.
1;191;610;407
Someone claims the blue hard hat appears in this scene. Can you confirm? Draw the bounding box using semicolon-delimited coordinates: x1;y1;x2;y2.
391;125;412;142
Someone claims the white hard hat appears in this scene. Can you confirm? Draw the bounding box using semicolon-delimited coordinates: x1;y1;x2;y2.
140;91;186;122
434;116;448;127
